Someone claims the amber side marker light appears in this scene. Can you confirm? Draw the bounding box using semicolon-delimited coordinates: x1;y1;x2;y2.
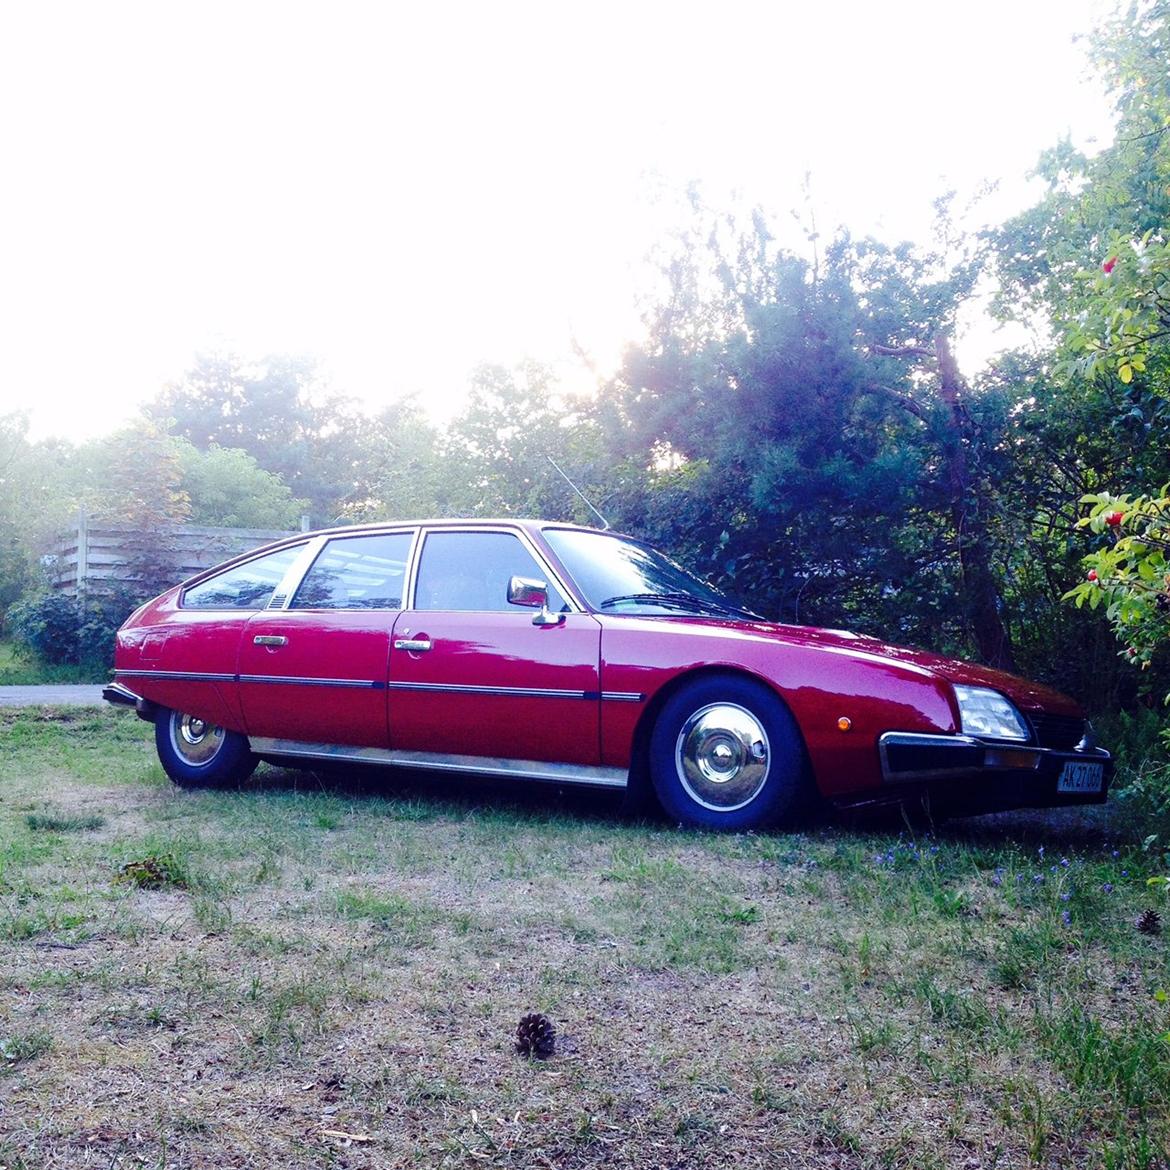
837;717;852;732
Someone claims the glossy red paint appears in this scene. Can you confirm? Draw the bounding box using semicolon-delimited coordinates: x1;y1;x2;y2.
597;617;958;797
387;611;602;763
239;609;393;747
113;593;246;729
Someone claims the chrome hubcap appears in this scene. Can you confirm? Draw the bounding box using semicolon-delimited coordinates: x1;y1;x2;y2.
171;712;225;766
675;703;769;811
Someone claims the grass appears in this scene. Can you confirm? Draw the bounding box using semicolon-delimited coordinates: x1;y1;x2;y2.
0;638;107;685
0;707;1168;1168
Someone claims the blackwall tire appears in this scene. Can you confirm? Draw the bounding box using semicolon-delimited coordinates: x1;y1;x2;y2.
154;708;257;790
648;675;812;831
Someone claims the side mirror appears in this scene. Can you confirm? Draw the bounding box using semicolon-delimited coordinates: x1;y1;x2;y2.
507;576;565;627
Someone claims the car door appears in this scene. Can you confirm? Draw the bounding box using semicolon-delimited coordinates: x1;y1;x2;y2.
237;530;416;748
388;528;602;767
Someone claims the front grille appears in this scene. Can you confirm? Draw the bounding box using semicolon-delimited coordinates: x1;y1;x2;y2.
1027;713;1086;751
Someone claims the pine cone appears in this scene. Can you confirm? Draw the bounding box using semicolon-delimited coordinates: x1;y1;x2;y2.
515;1013;556;1059
1137;908;1162;936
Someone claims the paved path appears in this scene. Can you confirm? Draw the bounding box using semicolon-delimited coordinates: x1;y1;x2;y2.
0;685;107;707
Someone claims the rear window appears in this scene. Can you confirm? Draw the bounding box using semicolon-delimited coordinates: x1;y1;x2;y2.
182;545;304;610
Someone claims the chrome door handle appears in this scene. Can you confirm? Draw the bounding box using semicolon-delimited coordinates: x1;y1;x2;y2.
253;635;288;647
394;638;432;652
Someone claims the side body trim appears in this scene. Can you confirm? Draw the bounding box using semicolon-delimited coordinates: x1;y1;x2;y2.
386;681;588;700
239;674;384;689
249;737;628;789
119;670;644;702
117;668;237;683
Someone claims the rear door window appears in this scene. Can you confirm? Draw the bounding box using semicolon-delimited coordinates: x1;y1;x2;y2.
290;532;414;610
182;544;305;610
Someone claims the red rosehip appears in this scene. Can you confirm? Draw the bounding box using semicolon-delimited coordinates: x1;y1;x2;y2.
1087;569;1099;582
1103;255;1118;274
1105;510;1124;527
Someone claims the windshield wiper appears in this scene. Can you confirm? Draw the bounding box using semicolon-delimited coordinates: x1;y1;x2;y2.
599;592;760;620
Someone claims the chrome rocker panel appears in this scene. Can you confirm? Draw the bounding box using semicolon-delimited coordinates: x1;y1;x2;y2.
249;737;629;789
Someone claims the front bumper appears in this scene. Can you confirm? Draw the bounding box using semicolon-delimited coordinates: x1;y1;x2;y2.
874;731;1113;815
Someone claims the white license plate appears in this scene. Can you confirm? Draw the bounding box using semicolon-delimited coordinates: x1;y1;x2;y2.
1057;760;1104;794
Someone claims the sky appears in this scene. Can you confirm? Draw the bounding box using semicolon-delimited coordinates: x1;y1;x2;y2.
0;0;1116;443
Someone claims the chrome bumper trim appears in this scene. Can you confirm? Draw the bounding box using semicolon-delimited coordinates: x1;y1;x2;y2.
879;730;1111;785
879;732;983;783
102;682;142;707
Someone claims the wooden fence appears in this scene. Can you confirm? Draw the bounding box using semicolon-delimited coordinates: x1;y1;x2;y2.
43;512;309;593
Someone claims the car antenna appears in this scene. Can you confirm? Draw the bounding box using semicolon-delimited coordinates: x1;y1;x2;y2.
546;456;610;530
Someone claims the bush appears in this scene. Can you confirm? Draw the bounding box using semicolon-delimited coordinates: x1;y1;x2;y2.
8;593;80;664
8;588;142;670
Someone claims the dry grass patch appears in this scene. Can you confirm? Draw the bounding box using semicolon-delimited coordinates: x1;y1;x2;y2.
0;708;1167;1168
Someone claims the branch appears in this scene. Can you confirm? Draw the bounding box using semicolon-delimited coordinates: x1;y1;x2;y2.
871;343;935;359
863;383;929;422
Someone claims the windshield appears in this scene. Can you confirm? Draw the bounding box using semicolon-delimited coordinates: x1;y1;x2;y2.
543;528;757;619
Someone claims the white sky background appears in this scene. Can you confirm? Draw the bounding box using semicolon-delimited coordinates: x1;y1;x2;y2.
0;0;1115;443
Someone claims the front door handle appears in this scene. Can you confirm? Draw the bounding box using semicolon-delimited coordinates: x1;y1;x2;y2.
253;635;288;647
394;638;433;652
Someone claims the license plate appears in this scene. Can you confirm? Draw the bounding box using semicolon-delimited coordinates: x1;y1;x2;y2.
1057;760;1104;794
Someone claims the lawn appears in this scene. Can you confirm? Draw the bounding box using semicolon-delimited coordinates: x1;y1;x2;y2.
0;707;1167;1169
0;640;108;686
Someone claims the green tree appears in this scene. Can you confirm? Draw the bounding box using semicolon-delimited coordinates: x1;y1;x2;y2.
0;413;36;622
435;362;607;523
595;209;1019;668
176;441;306;529
148;352;367;522
993;0;1170;697
343;396;445;523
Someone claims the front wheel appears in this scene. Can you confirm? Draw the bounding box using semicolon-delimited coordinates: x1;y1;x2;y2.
155;708;257;789
648;675;812;831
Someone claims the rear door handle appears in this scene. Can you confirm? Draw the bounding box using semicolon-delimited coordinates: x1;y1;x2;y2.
253;635;288;647
394;638;432;652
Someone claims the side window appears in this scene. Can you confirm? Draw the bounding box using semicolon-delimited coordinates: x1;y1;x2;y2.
414;531;567;612
183;545;304;610
290;532;413;610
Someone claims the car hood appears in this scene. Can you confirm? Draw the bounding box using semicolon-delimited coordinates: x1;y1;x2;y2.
779;626;1081;714
628;615;1084;717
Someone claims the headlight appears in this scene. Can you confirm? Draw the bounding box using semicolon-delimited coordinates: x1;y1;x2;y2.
953;685;1030;741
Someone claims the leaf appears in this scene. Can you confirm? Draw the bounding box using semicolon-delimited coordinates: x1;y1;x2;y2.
1119;363;1134;383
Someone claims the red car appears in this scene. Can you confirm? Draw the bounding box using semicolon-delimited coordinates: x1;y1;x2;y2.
104;519;1112;830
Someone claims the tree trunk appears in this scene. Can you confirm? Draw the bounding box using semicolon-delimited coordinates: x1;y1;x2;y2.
934;335;1017;673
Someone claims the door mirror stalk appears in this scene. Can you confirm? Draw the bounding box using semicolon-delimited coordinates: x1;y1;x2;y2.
507;576;565;627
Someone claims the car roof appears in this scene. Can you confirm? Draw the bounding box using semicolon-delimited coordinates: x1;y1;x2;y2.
296;518;609;540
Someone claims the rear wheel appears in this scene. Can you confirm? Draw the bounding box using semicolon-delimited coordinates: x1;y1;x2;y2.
649;675;811;831
155;708;257;789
